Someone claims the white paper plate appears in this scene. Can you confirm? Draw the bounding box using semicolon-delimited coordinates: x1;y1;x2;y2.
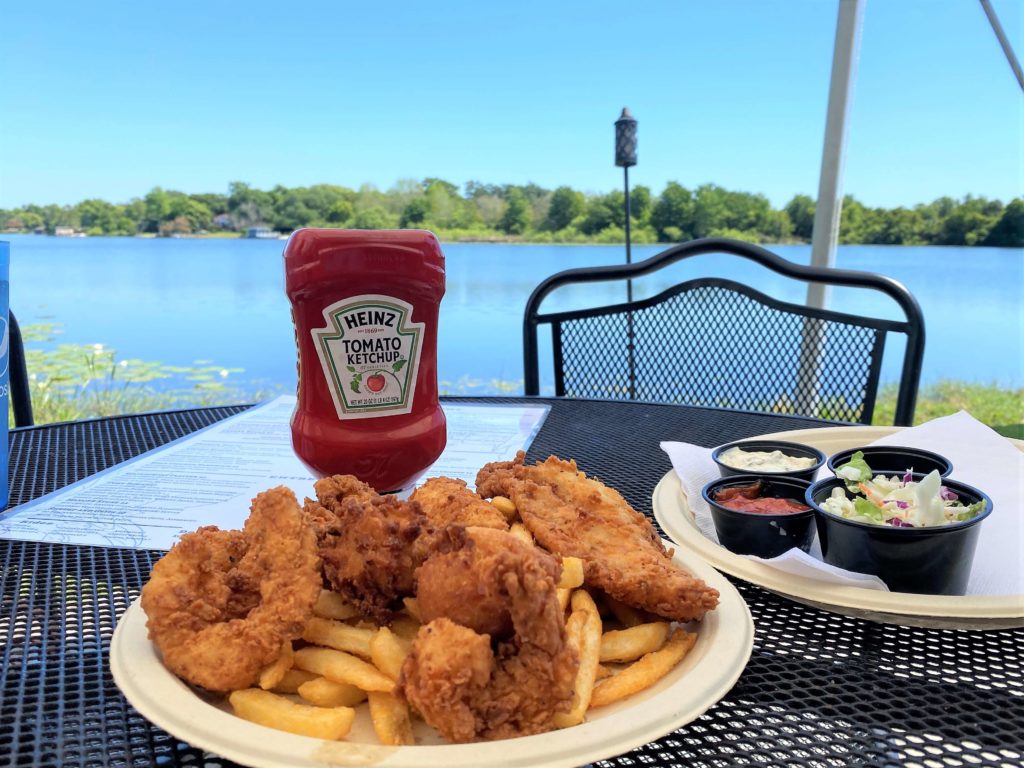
652;425;1024;629
111;544;753;768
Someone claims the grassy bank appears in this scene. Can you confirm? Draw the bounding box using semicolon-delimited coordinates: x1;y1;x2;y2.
10;329;1022;438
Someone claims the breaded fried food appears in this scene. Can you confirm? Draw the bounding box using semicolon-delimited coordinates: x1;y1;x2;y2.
400;532;577;742
411;477;509;531
476;453;719;622
141;487;321;691
304;474;379;538
415;526;562;638
317;493;433;624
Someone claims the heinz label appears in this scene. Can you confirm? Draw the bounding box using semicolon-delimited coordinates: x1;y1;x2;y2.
312;294;424;420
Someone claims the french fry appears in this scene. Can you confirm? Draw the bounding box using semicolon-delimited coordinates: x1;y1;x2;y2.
595;664;614;680
509;523;533;545
389;614;422;641
271;668;319;694
370;626;410;681
557;557;585;589
258;640;293;690
297;677;368;708
602;595;648;628
302;616;375;658
589;628;697;708
229;688;355;740
599;622;670;663
313;589;360;621
490;495;517;520
554;589;603;728
293;647;396;693
367;691;415;745
402;597;421;622
556;587;572;614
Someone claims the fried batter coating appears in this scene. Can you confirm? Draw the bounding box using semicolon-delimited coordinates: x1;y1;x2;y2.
141;487;321;691
416;526;562;638
411;477;509;531
317;493;432;624
400;532;577;742
476;452;719;622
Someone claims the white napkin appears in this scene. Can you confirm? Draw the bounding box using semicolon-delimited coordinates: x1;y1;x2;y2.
661;411;1024;596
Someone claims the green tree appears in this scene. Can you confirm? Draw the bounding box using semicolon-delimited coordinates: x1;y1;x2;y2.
399;197;431;228
984;198;1024;247
168;195;213;232
545;186;585;231
499;188;531;234
651;182;693;241
631;185;652;225
228;182;274;229
353;207;394;229
326;200;354;225
784;194;815;240
579;192;625;235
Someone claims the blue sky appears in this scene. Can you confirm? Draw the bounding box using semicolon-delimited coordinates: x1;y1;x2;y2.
1;0;1020;209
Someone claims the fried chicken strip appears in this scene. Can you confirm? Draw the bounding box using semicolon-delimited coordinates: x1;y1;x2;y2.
141;487;321;691
411;477;509;531
311;477;434;624
476;452;719;622
400;528;577;742
415;526;561;638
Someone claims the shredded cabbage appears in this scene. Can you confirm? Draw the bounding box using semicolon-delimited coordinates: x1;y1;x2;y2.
820;469;984;528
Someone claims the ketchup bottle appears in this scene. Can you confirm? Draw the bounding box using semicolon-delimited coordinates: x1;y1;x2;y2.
284;229;446;492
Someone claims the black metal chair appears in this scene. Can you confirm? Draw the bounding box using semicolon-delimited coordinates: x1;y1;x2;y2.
9;312;33;427
523;237;925;426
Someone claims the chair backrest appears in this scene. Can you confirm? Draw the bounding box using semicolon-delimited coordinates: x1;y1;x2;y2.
9;312;33;427
523;238;925;426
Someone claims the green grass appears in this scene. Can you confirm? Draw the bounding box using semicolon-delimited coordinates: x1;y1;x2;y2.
12;324;281;426
873;380;1023;438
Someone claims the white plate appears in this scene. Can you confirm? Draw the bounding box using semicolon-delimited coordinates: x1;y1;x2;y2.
653;425;1024;629
110;544;753;768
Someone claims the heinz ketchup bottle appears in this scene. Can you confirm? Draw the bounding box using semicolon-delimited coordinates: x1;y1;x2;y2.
284;229;447;492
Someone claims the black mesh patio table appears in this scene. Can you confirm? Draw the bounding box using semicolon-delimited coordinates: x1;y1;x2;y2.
1;398;1021;768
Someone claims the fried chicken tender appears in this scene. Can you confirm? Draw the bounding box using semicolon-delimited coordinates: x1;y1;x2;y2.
303;474;379;539
141;487;321;692
476;452;719;622
316;492;433;624
410;477;509;531
400;531;577;742
416;526;561;638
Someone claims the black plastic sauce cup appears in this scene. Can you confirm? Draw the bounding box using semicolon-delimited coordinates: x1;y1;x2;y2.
805;474;992;595
827;445;953;479
702;475;815;558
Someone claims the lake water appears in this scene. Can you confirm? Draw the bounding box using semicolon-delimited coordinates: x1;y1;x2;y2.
4;234;1022;396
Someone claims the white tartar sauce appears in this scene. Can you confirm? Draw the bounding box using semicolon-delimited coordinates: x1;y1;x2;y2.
718;447;816;472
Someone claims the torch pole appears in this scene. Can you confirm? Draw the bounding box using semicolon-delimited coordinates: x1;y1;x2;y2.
624;165;635;398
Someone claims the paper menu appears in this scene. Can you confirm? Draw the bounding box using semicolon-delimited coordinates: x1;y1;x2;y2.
0;396;549;551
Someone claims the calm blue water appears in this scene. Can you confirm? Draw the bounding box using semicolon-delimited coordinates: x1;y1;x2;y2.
4;234;1022;396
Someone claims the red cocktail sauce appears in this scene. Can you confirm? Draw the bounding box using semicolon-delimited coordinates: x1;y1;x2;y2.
716;497;811;514
285;229;446;492
713;482;810;514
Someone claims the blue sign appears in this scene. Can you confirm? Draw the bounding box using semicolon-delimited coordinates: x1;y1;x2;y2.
0;240;8;509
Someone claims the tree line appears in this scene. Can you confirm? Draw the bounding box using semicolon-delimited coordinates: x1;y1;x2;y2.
2;180;1021;246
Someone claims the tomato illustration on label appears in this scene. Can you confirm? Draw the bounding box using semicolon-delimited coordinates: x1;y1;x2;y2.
312;295;424;420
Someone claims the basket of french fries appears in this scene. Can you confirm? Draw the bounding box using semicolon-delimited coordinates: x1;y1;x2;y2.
111;453;753;767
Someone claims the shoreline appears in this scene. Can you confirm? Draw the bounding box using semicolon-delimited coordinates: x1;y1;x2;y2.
2;232;1020;249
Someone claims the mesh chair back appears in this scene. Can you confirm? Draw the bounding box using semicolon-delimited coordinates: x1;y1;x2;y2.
524;238;925;425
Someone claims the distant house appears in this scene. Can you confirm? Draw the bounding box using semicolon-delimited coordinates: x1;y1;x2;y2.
54;226;78;237
245;227;277;239
213;213;233;229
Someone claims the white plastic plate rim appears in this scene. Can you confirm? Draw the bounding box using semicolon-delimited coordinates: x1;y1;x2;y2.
652;425;1024;621
111;544;753;768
